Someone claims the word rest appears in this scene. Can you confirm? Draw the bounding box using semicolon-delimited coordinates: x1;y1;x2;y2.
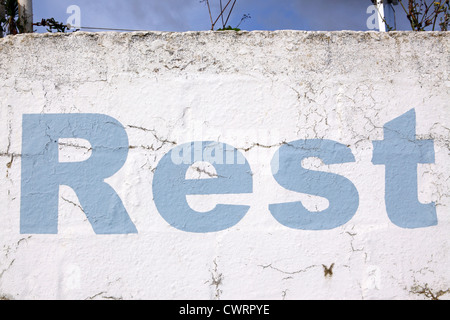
19;109;437;234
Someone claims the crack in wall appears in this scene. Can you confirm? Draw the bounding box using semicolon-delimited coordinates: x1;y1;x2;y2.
0;236;32;300
344;230;365;254
85;291;124;300
410;283;450;300
0;236;28;300
58;141;92;152
281;289;288;300
3;105;17;177
259;263;319;276
260;262;338;280
207;259;223;300
60;196;86;217
0;153;21;158
85;291;106;300
6;106;12;157
2;236;32;260
85;291;123;300
237;141;288;153
58;141;170;154
188;164;223;178
83;277;123;300
0;259;15;281
127;125;177;146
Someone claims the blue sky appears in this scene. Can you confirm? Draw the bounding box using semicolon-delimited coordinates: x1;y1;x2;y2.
33;0;413;33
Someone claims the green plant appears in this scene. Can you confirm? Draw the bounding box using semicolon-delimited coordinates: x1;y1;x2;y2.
200;0;250;31
217;25;241;31
372;0;449;31
1;0;19;35
34;18;71;33
398;0;449;30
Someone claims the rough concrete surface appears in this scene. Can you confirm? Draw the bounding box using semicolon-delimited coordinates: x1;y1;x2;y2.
0;31;449;300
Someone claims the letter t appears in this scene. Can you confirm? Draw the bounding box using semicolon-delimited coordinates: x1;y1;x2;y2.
372;109;437;229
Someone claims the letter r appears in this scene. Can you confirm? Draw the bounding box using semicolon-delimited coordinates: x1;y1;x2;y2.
20;114;137;234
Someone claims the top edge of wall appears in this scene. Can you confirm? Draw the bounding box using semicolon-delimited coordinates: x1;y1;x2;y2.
1;29;449;41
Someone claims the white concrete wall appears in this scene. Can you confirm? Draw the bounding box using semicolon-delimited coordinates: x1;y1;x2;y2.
0;31;449;300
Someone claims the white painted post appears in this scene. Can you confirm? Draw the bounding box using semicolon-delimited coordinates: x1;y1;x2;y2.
18;0;33;33
377;0;398;32
376;0;387;32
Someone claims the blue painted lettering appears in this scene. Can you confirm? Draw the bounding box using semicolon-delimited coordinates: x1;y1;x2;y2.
20;114;137;234
269;140;359;230
372;109;437;228
18;109;437;234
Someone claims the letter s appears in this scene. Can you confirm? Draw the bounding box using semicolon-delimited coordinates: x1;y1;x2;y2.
269;139;359;230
